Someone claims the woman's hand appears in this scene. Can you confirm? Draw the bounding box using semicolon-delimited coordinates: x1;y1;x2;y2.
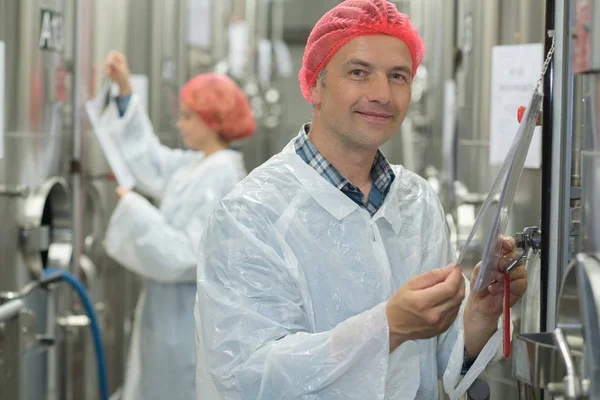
104;51;132;96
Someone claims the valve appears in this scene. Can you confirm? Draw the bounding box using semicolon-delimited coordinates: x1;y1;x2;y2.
506;226;541;273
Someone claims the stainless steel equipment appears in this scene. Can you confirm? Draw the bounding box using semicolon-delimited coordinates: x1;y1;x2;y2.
125;0;188;149
0;0;72;398
0;0;135;398
512;0;600;398
513;253;600;399
450;0;547;398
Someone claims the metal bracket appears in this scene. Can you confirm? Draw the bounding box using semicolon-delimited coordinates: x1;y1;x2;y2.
0;184;30;198
546;329;586;399
0;308;39;357
20;225;51;252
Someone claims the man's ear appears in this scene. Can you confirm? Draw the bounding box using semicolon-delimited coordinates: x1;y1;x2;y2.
309;82;322;105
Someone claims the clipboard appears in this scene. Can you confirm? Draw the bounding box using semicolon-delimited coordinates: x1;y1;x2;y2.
456;91;543;292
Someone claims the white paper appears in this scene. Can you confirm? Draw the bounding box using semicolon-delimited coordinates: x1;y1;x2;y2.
228;21;248;79
273;39;293;78
258;39;272;84
129;74;149;111
442;80;456;182
489;43;544;169
187;0;211;48
0;41;5;160
85;83;136;189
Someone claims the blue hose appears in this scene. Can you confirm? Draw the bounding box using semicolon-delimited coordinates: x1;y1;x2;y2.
43;268;109;400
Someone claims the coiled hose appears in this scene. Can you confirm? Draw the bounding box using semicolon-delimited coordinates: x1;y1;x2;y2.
43;268;108;400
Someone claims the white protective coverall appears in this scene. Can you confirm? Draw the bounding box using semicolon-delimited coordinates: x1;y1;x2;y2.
103;94;243;400
195;137;503;400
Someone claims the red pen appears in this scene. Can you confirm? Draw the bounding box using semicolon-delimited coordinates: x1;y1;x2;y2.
503;252;526;358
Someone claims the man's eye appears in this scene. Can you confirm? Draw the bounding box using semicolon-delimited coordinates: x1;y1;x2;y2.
392;73;408;82
350;70;366;77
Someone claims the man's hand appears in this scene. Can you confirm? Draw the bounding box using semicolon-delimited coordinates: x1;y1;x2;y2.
463;236;528;359
104;51;132;96
386;264;465;352
115;186;130;199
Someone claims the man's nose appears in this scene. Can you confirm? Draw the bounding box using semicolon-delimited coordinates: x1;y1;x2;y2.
365;73;391;104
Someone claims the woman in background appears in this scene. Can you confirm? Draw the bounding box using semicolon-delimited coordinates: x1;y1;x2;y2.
102;51;255;400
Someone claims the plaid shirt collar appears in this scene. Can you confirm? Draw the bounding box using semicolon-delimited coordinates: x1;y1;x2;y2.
293;123;395;214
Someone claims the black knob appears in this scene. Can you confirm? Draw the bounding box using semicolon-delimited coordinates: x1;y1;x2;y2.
467;379;490;400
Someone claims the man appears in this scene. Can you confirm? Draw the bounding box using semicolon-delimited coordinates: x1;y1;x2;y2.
195;1;527;399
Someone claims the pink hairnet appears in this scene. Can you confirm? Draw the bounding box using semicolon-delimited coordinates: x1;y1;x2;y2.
298;0;425;103
180;73;256;141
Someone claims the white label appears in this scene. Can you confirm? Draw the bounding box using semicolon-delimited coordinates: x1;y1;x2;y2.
489;43;544;169
0;41;4;160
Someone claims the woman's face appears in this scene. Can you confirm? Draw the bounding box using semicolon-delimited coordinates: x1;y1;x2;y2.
176;104;216;150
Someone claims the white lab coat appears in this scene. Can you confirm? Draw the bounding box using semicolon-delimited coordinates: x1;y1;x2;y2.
103;94;245;400
195;137;503;400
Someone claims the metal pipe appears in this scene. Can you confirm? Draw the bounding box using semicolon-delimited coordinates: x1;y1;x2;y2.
571;75;584;189
554;328;577;378
177;0;188;83
245;0;258;77
0;298;24;323
553;328;582;399
271;0;284;42
211;0;228;63
176;0;188;149
71;0;84;277
256;0;269;40
67;0;87;397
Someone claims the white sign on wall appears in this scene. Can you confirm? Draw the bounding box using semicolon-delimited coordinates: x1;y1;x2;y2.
489;43;544;169
0;41;5;160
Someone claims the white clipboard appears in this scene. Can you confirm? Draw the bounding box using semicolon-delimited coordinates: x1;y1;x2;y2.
85;83;136;190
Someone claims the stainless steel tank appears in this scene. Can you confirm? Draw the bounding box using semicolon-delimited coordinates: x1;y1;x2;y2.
0;0;72;399
0;0;133;398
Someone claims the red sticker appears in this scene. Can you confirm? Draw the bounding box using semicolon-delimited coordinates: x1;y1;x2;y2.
516;106;541;126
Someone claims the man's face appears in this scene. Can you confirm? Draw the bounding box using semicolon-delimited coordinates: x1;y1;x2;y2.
310;35;413;151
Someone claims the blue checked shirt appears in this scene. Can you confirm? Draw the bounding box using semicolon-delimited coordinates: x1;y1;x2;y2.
294;124;395;216
294;123;475;375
